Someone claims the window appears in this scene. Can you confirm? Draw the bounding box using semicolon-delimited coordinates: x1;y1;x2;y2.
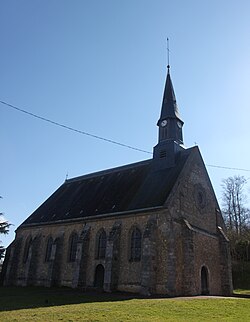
194;184;206;209
45;237;53;262
23;237;32;263
160;150;167;159
68;232;78;262
130;228;142;261
97;230;107;259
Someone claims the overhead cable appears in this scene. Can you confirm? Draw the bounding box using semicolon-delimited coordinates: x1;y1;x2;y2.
1;99;250;172
0;100;152;155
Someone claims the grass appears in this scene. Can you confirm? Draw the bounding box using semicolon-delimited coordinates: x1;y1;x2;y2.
0;287;249;321
234;289;250;295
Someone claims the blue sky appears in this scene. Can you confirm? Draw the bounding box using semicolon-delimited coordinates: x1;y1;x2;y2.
1;0;250;248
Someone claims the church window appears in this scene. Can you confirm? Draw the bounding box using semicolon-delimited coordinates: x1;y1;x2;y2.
130;228;141;261
68;232;78;262
194;184;207;209
23;237;32;263
96;230;107;259
45;237;53;262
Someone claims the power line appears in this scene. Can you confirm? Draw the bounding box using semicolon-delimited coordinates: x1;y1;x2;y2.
0;100;152;155
1;99;250;172
206;164;250;172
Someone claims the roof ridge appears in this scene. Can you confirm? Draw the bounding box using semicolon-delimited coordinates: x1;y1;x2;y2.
65;158;152;183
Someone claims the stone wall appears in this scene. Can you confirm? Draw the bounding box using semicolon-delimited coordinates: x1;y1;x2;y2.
9;211;167;294
193;232;222;295
2;204;231;296
167;148;223;235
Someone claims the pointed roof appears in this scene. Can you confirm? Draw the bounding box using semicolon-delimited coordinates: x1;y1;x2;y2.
158;67;182;122
19;148;195;227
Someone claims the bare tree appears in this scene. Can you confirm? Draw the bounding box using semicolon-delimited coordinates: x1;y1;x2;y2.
221;175;250;235
0;197;10;260
221;176;250;261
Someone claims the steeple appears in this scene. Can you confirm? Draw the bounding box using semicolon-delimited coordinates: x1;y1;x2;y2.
153;51;185;169
157;66;184;144
158;67;181;122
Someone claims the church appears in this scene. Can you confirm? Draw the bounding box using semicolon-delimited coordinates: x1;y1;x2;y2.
1;61;233;296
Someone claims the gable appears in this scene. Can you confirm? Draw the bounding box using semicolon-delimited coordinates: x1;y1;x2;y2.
166;146;224;233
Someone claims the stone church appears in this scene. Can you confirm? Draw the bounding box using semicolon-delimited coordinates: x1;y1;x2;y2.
1;63;232;296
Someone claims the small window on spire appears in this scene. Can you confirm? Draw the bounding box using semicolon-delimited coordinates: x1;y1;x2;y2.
160;150;167;159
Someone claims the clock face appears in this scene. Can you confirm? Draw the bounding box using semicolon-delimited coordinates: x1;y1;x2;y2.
177;121;182;128
161;120;167;127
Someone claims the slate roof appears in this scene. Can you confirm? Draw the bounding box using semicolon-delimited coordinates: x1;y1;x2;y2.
159;69;183;122
20;147;193;227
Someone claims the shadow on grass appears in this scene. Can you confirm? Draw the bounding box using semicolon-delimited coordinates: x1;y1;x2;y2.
1;286;249;312
0;286;145;312
233;291;250;299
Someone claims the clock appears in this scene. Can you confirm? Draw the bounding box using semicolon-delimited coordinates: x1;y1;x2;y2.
161;120;167;127
177;121;182;128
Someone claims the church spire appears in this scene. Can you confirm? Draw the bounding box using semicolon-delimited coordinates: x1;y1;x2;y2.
153;44;185;169
158;38;182;122
157;62;184;144
157;67;182;123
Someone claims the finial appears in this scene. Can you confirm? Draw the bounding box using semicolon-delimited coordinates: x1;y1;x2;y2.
167;38;170;72
65;171;69;181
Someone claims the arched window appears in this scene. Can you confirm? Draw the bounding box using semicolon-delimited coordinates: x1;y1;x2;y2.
130;228;141;261
68;232;78;262
97;230;107;259
23;237;32;263
45;237;53;262
201;266;209;295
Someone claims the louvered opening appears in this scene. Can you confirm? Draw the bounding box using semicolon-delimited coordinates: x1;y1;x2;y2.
160;150;167;159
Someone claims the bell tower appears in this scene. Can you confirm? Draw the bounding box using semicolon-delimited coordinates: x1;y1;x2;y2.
153;55;185;168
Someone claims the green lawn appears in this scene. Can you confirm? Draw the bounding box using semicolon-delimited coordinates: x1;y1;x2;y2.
234;289;250;296
0;287;249;321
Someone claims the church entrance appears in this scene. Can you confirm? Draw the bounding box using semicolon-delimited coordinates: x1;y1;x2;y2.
201;266;209;295
94;264;105;289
